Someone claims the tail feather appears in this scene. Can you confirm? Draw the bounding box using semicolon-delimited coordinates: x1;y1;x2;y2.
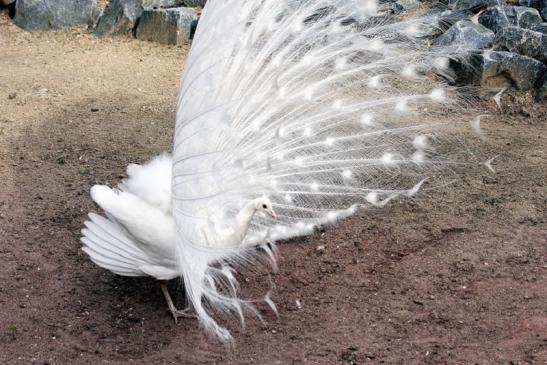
81;228;146;267
81;244;143;276
85;213;149;261
81;213;150;277
170;0;485;342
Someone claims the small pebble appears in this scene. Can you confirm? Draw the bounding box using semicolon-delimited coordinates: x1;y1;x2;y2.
316;245;325;252
8;92;16;99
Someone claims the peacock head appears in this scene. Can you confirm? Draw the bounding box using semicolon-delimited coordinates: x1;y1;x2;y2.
255;195;277;220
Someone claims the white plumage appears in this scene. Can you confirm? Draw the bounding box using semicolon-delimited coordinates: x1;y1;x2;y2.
83;154;178;280
83;0;483;342
82;153;277;322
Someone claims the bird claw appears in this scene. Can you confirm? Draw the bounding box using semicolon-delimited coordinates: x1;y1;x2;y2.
167;307;196;323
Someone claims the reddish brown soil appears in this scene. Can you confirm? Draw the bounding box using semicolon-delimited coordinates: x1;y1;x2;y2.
1;10;546;365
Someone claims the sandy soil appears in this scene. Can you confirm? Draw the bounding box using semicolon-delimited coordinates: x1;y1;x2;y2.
1;10;546;365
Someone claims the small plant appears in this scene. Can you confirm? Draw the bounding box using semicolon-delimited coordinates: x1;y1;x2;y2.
7;324;17;340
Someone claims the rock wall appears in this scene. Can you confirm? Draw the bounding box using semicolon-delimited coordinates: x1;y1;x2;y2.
3;0;547;98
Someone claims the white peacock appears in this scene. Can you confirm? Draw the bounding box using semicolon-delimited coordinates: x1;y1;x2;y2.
82;0;485;342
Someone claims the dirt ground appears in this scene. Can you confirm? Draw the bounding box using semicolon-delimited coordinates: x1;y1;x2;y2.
1;9;546;365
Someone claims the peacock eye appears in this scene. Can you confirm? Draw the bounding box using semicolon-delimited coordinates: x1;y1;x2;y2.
262;204;267;209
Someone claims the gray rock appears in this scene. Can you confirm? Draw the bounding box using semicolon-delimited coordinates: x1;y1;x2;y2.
95;0;143;37
494;26;547;62
538;72;547;98
478;6;543;33
91;7;103;27
519;0;547;20
135;7;198;45
183;0;207;7
0;0;15;6
142;0;185;8
434;19;495;49
530;22;547;33
143;0;206;8
448;0;501;11
13;0;97;31
480;51;546;90
392;0;420;13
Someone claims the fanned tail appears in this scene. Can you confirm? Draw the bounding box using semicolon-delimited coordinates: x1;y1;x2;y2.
172;0;483;341
81;213;148;277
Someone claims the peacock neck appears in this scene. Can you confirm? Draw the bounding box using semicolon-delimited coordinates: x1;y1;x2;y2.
235;200;257;242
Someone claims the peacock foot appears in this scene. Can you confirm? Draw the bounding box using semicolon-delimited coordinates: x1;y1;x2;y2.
160;281;196;324
168;307;196;323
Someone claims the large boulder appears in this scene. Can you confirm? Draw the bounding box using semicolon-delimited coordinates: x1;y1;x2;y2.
448;0;501;11
519;0;547;20
433;19;495;49
480;51;546;90
478;6;543;33
13;0;97;31
494;26;547;62
95;0;143;37
135;7;198;45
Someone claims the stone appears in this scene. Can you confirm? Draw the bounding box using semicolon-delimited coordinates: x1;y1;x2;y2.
182;0;207;7
448;0;501;11
519;0;547;20
537;72;547;98
478;6;543;33
190;17;199;39
13;0;97;31
415;10;473;39
392;0;420;13
142;0;185;8
135;7;198;45
494;26;547;62
95;0;143;37
480;51;546;90
530;22;547;33
91;7;103;27
433;19;495;49
143;0;206;8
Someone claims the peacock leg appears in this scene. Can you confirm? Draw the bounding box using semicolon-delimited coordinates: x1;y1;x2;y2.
159;281;195;323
